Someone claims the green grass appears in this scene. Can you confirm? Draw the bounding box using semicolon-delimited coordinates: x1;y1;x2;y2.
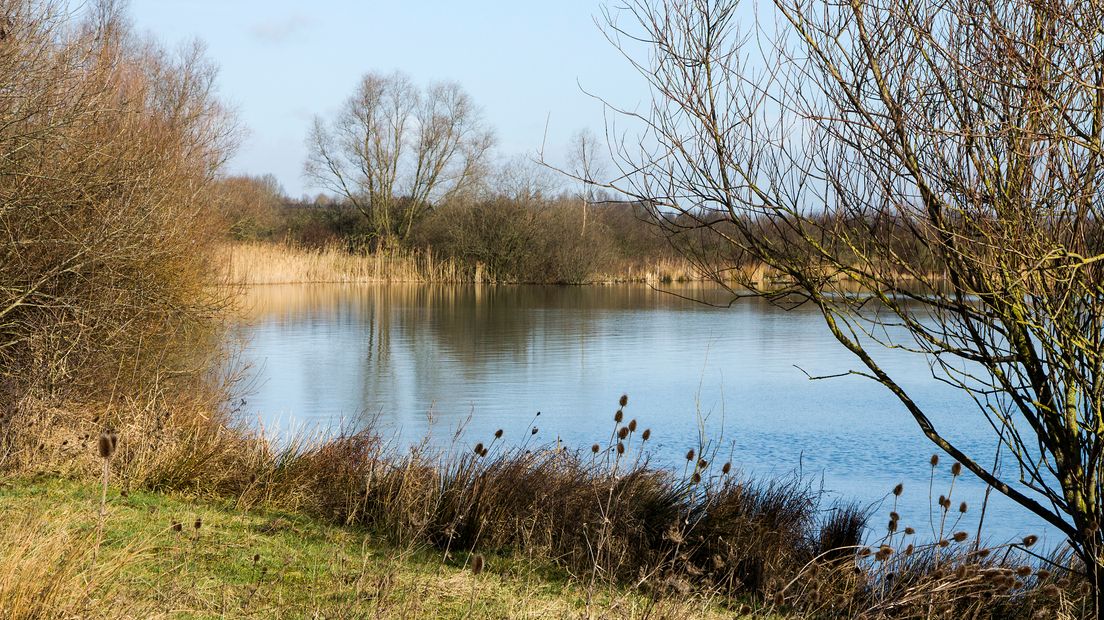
0;477;742;618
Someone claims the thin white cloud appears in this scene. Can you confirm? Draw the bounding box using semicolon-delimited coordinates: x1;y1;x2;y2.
250;14;312;44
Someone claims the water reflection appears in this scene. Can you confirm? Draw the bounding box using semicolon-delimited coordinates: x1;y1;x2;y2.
236;283;1060;546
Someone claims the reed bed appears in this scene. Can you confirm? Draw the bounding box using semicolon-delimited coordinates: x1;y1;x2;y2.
220;242;713;286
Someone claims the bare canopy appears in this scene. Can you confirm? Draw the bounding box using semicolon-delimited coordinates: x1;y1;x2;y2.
305;71;495;246
598;0;1104;612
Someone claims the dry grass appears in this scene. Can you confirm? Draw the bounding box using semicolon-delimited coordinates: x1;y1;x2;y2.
220;241;713;285
0;388;1090;618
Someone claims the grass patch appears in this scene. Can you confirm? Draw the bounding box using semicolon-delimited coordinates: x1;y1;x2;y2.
0;477;741;618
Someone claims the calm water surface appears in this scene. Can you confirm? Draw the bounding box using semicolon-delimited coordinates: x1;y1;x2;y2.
235;283;1060;546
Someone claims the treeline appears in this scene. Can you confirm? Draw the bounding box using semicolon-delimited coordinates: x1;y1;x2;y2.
215;173;685;284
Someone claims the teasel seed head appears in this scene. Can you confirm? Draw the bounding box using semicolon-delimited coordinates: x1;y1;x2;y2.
930;454;939;467
480;447;488;457
904;543;914;556
194;517;202;531
627;419;637;432
618;427;629;440
685;449;695;461
952;531;968;543
904;527;915;535
958;501;968;514
641;429;651;441
951;462;962;476
494;429;503;439
1022;534;1038;548
97;430;118;459
697;458;708;469
722;462;731;475
892;483;903;497
857;547;872;558
471;554;484;576
619;394;628;408
617;442;625;455
889;511;900;522
1015;565;1032;577
887;519;897;533
531;427;538;435
938;495;947;509
614;410;623;423
691;472;701;484
938;539;950;548
474;442;484;456
591;444;600;454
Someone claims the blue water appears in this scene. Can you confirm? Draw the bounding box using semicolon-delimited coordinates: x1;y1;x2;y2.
234;283;1063;547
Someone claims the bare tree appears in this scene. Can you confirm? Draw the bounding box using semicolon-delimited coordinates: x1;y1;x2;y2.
568;128;607;236
598;0;1104;611
305;71;495;247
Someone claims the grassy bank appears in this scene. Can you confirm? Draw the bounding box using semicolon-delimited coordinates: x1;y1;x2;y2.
0;393;1089;619
220;242;707;285
0;477;736;619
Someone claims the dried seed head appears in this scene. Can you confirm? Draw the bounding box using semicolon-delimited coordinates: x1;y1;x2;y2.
194;517;202;531
619;394;628;408
473;442;484;456
904;527;915;535
938;494;947;509
1022;535;1038;548
685;449;695;461
691;472;701;484
958;502;968;514
887;519;897;533
1035;569;1051;580
471;554;484;575
494;429;503;439
618;427;629;440
904;544;914;556
480;447;488;457
616;442;625;455
930;454;939;467
722;462;731;475
627;419;637;432
892;483;903;497
977;548;990;558
939;539;950;548
253;553;260;563
641;429;651;441
858;547;872;558
97;431;118;459
614;410;623;423
875;546;893;561
889;511;900;522
531;427;538;435
951;462;962;476
952;531;969;543
1015;565;1032;577
172;521;182;532
697;458;708;469
591;443;600;454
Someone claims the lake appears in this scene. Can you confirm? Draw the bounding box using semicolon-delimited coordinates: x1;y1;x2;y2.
234;283;1060;547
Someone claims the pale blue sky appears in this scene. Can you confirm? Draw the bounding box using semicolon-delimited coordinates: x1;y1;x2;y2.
129;1;647;198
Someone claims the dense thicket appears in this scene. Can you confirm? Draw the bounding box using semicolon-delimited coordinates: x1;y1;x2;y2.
0;1;235;407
